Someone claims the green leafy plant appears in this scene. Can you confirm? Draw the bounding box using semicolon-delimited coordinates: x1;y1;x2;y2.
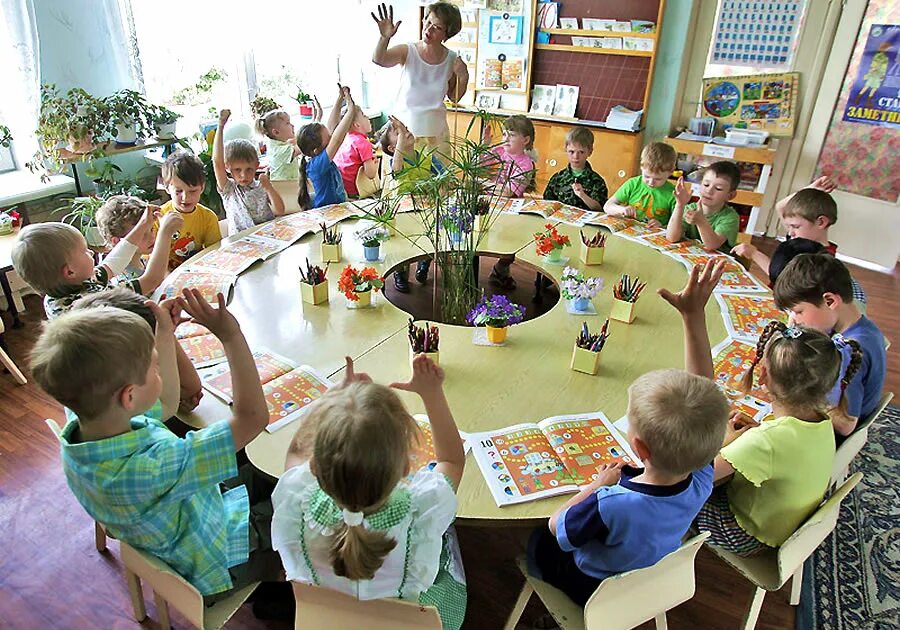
54;195;105;237
250;95;281;118
105;89;155;137
0;125;11;149
171;67;227;106
293;86;312;105
195;145;224;215
84;161;123;194
149;105;180;126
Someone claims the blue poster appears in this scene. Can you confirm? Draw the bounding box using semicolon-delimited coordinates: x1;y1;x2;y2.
842;24;900;129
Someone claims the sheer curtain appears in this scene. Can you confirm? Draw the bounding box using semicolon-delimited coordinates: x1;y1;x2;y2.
0;0;40;170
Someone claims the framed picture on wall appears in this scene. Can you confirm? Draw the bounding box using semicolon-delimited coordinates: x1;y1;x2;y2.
477;93;501;110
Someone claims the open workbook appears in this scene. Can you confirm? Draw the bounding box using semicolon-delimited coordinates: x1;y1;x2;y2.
408;415;471;479
507;199;598;226
469;412;640;506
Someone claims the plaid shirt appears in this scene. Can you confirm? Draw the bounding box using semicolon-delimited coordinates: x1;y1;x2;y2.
59;403;249;596
543;163;608;211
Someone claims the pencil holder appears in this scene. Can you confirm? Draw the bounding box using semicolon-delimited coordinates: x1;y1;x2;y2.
580;242;605;265
610;298;636;324
570;345;601;375
475;213;490;232
386;218;397;236
321;242;342;263
300;280;329;305
410;347;440;367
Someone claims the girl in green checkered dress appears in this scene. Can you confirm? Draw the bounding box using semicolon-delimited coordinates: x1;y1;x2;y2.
271;356;467;629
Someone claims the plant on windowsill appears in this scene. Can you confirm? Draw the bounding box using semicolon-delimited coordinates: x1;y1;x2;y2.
250;95;282;119
54;195;106;246
105;89;155;144
293;86;314;117
149;105;180;140
0;124;11;149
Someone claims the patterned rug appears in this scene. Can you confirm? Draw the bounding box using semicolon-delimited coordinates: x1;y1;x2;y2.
797;405;900;630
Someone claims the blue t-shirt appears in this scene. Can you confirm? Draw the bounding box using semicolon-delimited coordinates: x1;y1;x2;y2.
307;151;347;209
556;464;713;580
836;316;887;419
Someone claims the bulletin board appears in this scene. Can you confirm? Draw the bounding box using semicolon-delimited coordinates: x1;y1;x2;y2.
474;3;536;111
701;72;799;136
710;1;806;68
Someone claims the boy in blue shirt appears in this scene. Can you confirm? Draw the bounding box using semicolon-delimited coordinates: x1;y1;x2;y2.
528;261;731;605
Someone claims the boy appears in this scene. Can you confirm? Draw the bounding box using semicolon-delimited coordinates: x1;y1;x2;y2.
11;209;172;320
543;127;608;212
31;288;283;607
766;237;867;308
335;105;379;198
214;109;284;235
666;161;741;252
773;253;886;436
604;142;677;228
528;260;730;605
159;151;222;270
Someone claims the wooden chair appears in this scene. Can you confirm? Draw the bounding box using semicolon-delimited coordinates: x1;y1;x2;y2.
503;532;710;630
0;315;26;384
831;392;893;487
707;473;862;630
292;581;442;629
121;540;258;630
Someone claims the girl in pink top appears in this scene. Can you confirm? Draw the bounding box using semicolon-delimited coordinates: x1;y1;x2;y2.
483;115;537;197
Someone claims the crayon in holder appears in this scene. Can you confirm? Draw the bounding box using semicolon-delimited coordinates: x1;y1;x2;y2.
580;242;605;265
475;213;490;232
410;346;440;367
610;298;636;324
570;344;601;375
321;242;342;263
300;280;329;305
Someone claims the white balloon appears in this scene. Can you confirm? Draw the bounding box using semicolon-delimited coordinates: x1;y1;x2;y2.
223;121;253;142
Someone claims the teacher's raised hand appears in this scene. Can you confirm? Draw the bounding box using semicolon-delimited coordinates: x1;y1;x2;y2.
372;3;401;39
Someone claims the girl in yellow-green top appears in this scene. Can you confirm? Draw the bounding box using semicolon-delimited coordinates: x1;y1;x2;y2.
696;321;863;555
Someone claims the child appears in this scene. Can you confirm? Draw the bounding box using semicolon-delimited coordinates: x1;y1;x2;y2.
296;85;357;210
159;151;222;270
767;237;867;308
697;320;861;556
30;288;285;609
774;253;886;436
528;260;730;606
604;142;677;228
256;108;300;182
214;109;285;234
482;115;537;197
543;127;608;211
71;286;204;413
666;161;741;252
271;354;467;630
334;104;379;199
11;209;165;320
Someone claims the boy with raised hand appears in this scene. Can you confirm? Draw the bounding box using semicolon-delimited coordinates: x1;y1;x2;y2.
528;260;730;606
31;288;283;605
774;253;886;437
604;142;677;229
666;161;741;252
543;127;608;212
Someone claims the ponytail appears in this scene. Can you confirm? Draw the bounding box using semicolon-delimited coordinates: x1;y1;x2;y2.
330;521;397;580
740;320;786;394
836;337;863;415
296;122;325;210
254;115;268;138
298;156;311;210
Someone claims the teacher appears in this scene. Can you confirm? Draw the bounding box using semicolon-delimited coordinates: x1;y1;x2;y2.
371;2;469;157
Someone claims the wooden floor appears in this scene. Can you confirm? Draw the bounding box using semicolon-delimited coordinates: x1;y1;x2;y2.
0;238;896;630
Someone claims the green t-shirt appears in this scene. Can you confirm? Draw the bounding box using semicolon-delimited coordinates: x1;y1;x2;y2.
612;176;676;225
721;415;835;547
682;202;740;249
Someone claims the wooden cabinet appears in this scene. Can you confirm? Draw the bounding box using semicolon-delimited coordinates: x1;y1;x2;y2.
446;111;481;143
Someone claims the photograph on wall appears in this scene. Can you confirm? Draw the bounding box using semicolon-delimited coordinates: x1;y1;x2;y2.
489;14;524;44
530;84;556;114
710;0;806;68
842;23;900;129
702;72;798;136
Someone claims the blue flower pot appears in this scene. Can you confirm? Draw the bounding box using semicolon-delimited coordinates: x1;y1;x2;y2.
364;245;381;261
449;231;464;245
573;297;590;311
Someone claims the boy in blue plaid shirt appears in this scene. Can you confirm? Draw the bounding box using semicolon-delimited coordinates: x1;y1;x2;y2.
31;288;284;609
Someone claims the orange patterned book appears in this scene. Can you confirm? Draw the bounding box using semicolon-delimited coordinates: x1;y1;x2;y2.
717;293;787;342
160;270;237;303
712;338;771;403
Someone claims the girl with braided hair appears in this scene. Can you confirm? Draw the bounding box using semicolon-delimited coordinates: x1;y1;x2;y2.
695;321;863;556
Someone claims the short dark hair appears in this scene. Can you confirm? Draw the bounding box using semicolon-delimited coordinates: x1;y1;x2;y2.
782;189;838;226
427;2;462;39
705;161;741;191
71;286;157;330
773;253;853;309
161;151;206;187
768;238;825;285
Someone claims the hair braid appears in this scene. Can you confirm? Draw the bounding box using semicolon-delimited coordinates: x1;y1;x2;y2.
740;321;786;394
837;338;864;415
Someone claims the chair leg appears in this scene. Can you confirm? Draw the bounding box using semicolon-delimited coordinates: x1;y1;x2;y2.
125;569;146;621
154;591;171;630
742;587;766;630
94;521;107;552
0;343;26;385
503;583;534;630
654;612;668;629
790;568;803;606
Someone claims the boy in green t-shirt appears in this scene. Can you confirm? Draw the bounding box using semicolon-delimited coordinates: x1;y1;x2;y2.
604;142;677;228
666;160;741;252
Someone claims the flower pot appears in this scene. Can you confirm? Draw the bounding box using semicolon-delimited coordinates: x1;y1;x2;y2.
475;213;490;232
610;298;636;324
0;214;13;236
580;242;605;265
300;280;329;305
410;347;440;367
67;132;95;154
545;248;563;263
115;122;137;145
448;231;464;246
321;242;342;263
486;325;508;344
363;245;381;261
351;289;372;308
572;297;591;311
570;345;601;375
155;122;177;140
299;102;314;118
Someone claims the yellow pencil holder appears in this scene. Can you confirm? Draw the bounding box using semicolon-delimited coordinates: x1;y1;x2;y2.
570;345;601;375
387;218;397;236
475;214;490;232
580;242;605;265
410;347;440;367
321;242;342;263
300;280;329;305
350;289;372;308
610;298;636;323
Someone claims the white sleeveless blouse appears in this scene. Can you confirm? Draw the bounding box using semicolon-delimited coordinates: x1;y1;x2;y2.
395;43;457;138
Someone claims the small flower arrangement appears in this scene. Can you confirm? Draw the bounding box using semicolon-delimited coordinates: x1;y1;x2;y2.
355;225;390;248
466;293;525;328
533;223;571;257
442;205;475;235
560;267;604;300
338;264;384;300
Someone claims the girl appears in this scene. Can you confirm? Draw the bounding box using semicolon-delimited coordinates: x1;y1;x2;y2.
296;86;356;210
697;321;863;556
271;355;467;630
482;115;537;197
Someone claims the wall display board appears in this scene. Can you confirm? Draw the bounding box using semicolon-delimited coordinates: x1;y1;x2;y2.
702;72;798;136
710;0;806;68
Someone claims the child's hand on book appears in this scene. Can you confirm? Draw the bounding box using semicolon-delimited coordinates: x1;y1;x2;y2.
390;354;444;398
723;411;759;446
658;258;725;317
177;289;241;342
646;217;662;230
590;461;624;489
339;355;373;388
730;242;757;259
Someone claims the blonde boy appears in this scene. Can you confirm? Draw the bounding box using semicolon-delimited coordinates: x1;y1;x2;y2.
667;161;742;251
335;106;379;198
604;142;677;228
32;289;282;600
543;127;608;212
159;151;222;270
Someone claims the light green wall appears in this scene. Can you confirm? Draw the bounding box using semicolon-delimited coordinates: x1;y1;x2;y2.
644;1;696;141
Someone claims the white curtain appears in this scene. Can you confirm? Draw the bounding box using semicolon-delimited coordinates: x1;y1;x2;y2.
0;0;40;169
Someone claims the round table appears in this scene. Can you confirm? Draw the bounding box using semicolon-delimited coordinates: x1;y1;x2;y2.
176;210;728;523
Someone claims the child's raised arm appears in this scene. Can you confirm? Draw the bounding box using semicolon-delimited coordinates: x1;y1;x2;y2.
212;109;231;192
666;177;691;243
391;354;465;490
259;169;285;216
326;85;346;133
325;89;357;160
138;209;182;295
390;116;415;174
144;297;186;419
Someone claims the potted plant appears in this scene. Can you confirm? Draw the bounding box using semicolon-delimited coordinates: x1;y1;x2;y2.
560;267;604;312
466;293;525;344
356;225;389;261
293;86;314;118
0;124;11;149
250;95;281;119
534;223;571;263
442;205;474;246
579;230;607;265
150;105;180;140
106;89;153;145
355;194;399;236
571;319;610;376
299;258;329;305
408;318;440;365
84;161;123;197
54;195;106;246
321;222;343;262
338;264;384;308
0;210;14;236
611;274;647;324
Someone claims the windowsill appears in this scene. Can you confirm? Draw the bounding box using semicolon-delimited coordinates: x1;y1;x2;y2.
0;170;76;207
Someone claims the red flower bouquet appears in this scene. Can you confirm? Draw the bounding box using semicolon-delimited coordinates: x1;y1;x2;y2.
533;223;571;257
338;265;384;301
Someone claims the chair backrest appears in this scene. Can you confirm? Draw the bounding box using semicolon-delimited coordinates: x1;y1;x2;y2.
218;219;228;239
292;581;442;629
120;541;207;628
776;472;862;584
582;532;710;630
831;392;893;485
